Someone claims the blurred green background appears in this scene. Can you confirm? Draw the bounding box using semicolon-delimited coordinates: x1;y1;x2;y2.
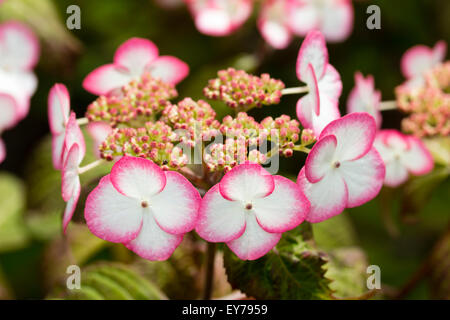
0;0;448;299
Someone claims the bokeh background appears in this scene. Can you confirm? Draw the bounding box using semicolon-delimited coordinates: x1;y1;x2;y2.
0;0;449;299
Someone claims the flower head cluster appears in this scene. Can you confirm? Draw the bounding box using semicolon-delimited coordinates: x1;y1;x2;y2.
184;0;354;49
86;73;177;127
161;98;220;146
99;121;188;170
261;115;302;157
0;21;39;163
396;62;450;138
203;68;285;110
83;37;189;96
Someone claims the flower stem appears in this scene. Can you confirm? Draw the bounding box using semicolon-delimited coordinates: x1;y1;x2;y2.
78;159;104;175
379;100;398;111
202;242;216;300
293;145;311;154
76;117;89;126
281;86;309;95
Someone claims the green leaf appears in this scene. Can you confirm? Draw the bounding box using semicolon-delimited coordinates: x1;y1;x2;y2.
51;263;167;300
0;173;29;252
223;224;332;300
312;214;358;250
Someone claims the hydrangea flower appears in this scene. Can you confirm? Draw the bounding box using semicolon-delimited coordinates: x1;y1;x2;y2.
347;72;382;129
258;0;292;50
61;113;86;232
297;113;385;223
374;130;434;187
0;21;39;120
288;0;354;43
48;84;71;170
185;0;253;36
0;93;18;164
85;156;201;261
196;162;310;260
83;37;189;96
400;41;447;89
296;30;342;136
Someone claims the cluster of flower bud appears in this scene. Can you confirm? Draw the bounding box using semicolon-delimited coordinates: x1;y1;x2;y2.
204;138;268;173
260;115;304;157
203;68;285;110
396;62;450;138
86;72;178;127
99;121;188;170
161;98;221;146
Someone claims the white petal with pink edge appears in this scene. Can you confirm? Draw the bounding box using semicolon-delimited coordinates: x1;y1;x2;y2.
297;168;348;223
320;0;354;43
62;182;80;233
62;144;81;202
151;171;200;234
110;157;166;199
63;112;86;164
0;138;5;164
125;214;184;261
0;93;18;131
318;64;342;103
402;136;434;175
296;30;328;81
85;175;143;243
48;84;70;135
0;21;40;71
147;56;189;85
82;64;133;96
305;135;337;183
401;45;434;79
258;19;292;50
384;159;409;187
432;41;447;64
219;162;274;201
113;38;159;75
320;113;376;162
252;176;309;233
87;122;112;158
226;213;281;261
0;69;37;119
195;7;232;36
288;1;318;36
339;148;385;208
196;184;246;242
52;133;65;170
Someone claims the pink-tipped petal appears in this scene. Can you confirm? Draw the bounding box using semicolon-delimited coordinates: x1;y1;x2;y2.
402;136;434;175
196;184;246;243
401;45;434;79
339;148;385;207
114;38;159;75
219;163;275;202
151;171;200;234
296;30;328;81
253;176;309;233
52;133;65;170
320;112;376;162
62;182;80;234
0;138;5;164
63;112;86;164
195;7;232;36
87;122;112;158
125;214;184;261
304;63;320;115
147;56;189;85
297;167;348;223
384;159;409;188
48;84;70;135
82;64;133;96
318;64;342;103
0;21;40;70
258;0;292;50
85;175;143;243
62;144;81;202
110;156;166;200
320;0;354;43
0;93;19;131
227;213;281;261
305;135;337;183
288;1;319;36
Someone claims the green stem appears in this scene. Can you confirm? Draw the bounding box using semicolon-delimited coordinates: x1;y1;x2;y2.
293;145;311;154
76;117;89;126
379;100;397;111
281;86;309;95
78;159;104;175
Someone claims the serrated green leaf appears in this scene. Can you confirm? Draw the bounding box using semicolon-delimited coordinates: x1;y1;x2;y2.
223;224;332;300
312;214;358;250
